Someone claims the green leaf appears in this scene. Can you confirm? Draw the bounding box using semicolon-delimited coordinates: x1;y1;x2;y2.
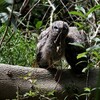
84;87;91;92
86;45;100;52
77;52;87;59
47;90;55;96
86;5;100;17
0;12;8;23
69;42;84;48
75;5;86;14
69;11;86;18
24;90;37;97
36;21;42;29
93;37;100;42
74;22;84;28
82;67;88;73
5;0;14;4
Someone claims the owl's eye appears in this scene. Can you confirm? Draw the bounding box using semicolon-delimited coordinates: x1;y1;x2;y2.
52;26;59;32
53;26;59;32
53;26;58;29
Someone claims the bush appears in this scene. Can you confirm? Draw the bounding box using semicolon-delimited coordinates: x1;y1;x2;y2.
0;25;37;66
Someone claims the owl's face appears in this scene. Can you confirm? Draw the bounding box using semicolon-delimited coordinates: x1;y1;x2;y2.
51;21;69;35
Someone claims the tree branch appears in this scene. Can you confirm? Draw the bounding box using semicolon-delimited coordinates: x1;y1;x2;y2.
0;64;99;99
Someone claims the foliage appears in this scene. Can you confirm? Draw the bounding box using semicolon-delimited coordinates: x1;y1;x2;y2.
23;90;56;100
68;1;100;100
0;25;37;66
0;0;100;99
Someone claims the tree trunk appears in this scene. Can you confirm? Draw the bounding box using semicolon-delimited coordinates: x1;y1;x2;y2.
0;64;99;99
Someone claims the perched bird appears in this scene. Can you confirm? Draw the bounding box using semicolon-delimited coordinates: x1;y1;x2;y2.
36;21;69;68
36;21;88;74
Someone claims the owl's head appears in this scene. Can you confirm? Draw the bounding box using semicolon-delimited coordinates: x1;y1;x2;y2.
51;21;69;35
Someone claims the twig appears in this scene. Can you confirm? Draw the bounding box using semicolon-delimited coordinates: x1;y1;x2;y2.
47;0;56;26
26;11;31;32
96;61;100;67
17;0;41;27
70;0;84;4
85;69;90;100
19;0;29;13
0;1;15;47
40;95;51;100
5;31;15;45
91;24;100;40
42;6;51;22
60;0;74;22
94;0;99;4
89;0;98;27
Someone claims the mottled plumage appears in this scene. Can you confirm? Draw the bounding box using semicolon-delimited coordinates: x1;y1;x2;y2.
36;21;69;68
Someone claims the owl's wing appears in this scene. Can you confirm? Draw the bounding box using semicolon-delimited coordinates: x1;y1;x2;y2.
65;27;88;74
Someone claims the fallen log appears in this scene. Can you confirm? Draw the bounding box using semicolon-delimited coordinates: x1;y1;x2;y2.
0;64;99;100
